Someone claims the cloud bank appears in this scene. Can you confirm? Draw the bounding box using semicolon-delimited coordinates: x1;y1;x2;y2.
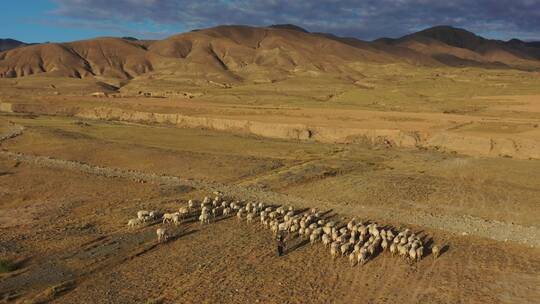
50;0;540;40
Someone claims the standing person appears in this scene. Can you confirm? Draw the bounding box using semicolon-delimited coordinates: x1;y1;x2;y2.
276;232;285;256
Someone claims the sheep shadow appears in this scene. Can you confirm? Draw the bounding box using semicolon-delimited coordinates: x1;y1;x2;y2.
168;229;198;242
439;244;450;256
284;238;310;255
294;208;310;215
211;214;234;224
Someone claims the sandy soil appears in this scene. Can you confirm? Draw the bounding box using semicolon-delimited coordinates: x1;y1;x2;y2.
1;115;539;303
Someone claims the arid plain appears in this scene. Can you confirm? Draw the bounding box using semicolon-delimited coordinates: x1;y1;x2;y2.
1;25;540;303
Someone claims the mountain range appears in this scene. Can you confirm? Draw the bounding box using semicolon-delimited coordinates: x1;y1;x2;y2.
1;25;539;81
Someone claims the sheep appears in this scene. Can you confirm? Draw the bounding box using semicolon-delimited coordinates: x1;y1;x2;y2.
246;213;255;224
309;233;319;245
149;210;162;220
199;212;210;224
212;207;224;219
330;242;340;260
349;252;357;267
172;213;181;226
137;210;150;220
337;234;350;244
323;226;332;235
223;207;231;216
236;209;245;221
347;218;357;231
278;222;291;232
322;234;331;247
341;243;352;256
201;206;210;214
203;196;210;204
156;228;168;242
357;249;368;265
390;242;398;256
416;246;424;262
271;223;280;235
128;218;142;228
408;246;417;261
325;221;336;228
188;200;195;211
367;244;376;256
432;245;440;259
398;244;410;259
162;213;176;224
381;238;388;252
178;207;189;219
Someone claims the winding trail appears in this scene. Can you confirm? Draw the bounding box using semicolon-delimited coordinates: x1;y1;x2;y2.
1;124;539;248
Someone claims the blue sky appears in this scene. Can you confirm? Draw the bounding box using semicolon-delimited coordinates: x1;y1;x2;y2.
2;0;539;43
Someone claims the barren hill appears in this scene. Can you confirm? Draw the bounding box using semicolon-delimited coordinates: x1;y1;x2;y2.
1;25;539;82
0;38;27;52
378;25;540;69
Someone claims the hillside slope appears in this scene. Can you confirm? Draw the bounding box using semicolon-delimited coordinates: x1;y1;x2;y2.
1;25;539;82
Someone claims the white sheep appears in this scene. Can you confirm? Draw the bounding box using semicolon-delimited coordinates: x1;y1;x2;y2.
416;246;424;261
162;213;175;224
236;210;245;221
178;207;189;219
128;218;142;228
340;243;352;256
309;233;319;245
432;245;440;259
408;246;417;261
246;213;255;224
137;210;149;220
149;210;162;220
172;213;181;226
357;249;368;265
330;242;340;260
381;238;388;252
223;207;231;216
349;252;357;267
199;212;210;224
390;242;397;256
157;228;168;242
347;218;357;231
322;234;331;247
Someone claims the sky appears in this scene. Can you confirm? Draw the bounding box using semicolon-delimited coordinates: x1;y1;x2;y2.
2;0;539;43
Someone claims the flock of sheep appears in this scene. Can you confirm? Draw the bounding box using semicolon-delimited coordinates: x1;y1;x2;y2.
127;194;442;266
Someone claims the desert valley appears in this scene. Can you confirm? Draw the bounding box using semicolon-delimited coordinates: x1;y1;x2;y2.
1;21;540;304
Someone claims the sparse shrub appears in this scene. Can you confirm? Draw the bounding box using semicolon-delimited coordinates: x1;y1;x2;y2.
0;259;15;273
146;296;165;304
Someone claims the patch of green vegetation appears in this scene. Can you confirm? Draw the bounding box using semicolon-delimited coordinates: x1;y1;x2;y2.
0;259;15;273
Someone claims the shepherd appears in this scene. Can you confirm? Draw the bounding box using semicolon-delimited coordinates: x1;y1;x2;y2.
276;232;286;256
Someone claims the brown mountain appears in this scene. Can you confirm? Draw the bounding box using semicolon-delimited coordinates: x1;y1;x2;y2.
377;25;540;69
1;25;539;81
0;39;27;52
0;25;398;80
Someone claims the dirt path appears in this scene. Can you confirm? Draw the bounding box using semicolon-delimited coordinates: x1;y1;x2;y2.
0;123;24;143
1;146;538;248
